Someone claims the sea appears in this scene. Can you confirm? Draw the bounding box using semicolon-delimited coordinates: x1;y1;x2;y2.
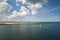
0;22;60;40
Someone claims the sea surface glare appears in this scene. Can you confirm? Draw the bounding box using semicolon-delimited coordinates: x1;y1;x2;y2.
0;22;60;40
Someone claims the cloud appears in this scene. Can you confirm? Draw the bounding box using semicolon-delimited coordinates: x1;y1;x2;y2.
0;0;48;20
7;10;18;19
7;0;48;20
26;0;48;4
48;7;60;13
19;6;30;17
0;0;7;3
16;0;26;4
0;1;12;20
27;3;42;15
16;0;45;16
40;7;60;14
7;6;30;19
16;0;48;4
0;2;12;15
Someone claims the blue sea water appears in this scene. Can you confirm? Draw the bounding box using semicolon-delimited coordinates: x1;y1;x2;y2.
0;22;60;40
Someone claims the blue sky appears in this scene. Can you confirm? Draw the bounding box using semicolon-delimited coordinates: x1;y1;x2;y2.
0;0;60;22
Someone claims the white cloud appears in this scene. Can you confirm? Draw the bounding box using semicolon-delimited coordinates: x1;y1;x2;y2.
0;2;12;14
7;10;18;19
39;7;60;14
8;0;47;20
19;6;30;17
7;6;30;19
48;7;60;13
26;0;48;4
28;3;42;10
31;10;38;15
16;0;48;4
2;0;48;20
16;0;43;15
0;2;12;20
16;3;20;6
27;3;42;15
0;0;7;3
16;0;26;4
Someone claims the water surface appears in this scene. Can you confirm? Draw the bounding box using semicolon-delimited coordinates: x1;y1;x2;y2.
0;22;60;40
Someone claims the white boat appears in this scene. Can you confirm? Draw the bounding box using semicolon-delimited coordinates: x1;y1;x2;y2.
40;25;42;28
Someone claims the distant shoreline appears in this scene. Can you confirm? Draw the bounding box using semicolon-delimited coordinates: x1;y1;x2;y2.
0;21;60;25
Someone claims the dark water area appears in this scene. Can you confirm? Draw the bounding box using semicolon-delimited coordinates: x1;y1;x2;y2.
0;22;60;40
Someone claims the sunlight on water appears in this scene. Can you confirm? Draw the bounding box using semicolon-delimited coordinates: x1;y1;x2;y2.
0;22;60;40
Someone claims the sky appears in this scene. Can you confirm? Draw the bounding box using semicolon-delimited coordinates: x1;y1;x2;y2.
0;0;60;22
